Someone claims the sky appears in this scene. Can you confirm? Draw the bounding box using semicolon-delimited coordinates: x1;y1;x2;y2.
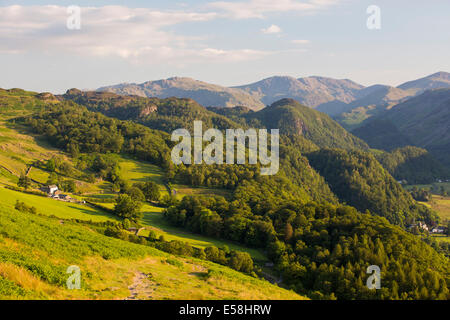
0;0;449;93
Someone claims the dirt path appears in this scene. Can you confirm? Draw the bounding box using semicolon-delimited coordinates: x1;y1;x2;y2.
125;272;157;300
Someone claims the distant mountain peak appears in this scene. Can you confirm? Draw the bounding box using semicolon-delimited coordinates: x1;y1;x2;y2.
397;71;450;94
99;77;265;110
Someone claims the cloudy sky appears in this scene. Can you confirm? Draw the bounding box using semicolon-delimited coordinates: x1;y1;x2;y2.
1;0;449;93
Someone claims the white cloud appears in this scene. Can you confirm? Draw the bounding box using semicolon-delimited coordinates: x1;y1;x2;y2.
291;39;310;44
209;0;342;19
0;5;268;64
261;24;282;34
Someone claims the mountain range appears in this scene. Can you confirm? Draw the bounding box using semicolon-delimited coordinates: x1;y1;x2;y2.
353;88;450;168
98;72;450;128
98;77;265;111
0;86;448;300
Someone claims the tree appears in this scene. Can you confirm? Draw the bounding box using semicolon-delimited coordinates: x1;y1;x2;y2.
114;194;143;221
284;223;294;242
18;174;31;190
46;172;58;185
126;187;146;202
46;158;56;172
228;251;254;273
135;181;161;201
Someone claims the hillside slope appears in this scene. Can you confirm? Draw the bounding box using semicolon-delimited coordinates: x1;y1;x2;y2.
63;89;244;133
98;77;265;111
373;146;450;184
0;194;304;300
398;71;450;95
306;148;439;226
332;86;414;129
353;89;450;168
244;98;369;150
235;76;364;108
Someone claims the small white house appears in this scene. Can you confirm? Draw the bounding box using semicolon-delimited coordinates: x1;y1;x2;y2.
431;226;447;234
42;185;58;195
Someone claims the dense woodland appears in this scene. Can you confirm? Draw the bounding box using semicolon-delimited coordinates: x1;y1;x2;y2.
164;196;449;299
306;149;439;227
7;90;448;300
374;146;449;184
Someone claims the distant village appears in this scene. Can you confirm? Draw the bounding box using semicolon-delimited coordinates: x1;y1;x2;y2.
407;221;448;235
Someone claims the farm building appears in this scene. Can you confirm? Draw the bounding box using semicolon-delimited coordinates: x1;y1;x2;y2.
431;226;448;234
41;185;59;195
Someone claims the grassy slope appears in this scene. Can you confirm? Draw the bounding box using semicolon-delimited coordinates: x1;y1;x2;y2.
139;204;267;262
91;202;267;262
0;120;60;182
107;156;264;260
0;187;119;223
0;121;267;263
0;199;303;300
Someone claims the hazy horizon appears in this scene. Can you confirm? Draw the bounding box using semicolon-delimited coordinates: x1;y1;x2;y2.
1;0;449;93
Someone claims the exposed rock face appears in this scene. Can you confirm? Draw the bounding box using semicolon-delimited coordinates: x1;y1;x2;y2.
294;118;308;135
139;104;158;117
36;92;60;102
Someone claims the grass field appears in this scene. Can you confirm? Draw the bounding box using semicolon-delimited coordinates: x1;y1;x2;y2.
0;186;119;223
432;234;450;243
117;156;165;185
405;182;450;193
419;195;450;220
172;184;232;200
430;196;450;220
0;120;63;181
0;191;303;300
139;204;268;262
418;195;450;244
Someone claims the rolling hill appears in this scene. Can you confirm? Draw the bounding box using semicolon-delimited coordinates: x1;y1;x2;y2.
373;146;450;184
242;98;369;150
320;72;450;128
1;87;448;300
331;85;414;129
353;88;450;168
398;71;450;95
234;75;364;108
98;77;265;111
97;72;450;124
0;192;304;300
63;89;244;133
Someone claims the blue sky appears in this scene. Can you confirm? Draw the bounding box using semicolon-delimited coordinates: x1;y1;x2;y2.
1;0;449;93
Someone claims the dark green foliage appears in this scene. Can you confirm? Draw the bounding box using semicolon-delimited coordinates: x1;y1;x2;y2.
353;89;450;169
126;187;146;202
24;102;172;168
410;187;432;202
374;146;449;184
268;205;449;300
228;251;254;274
14;200;37;215
306;148;439;227
17;174;31;190
165;196;449;299
243;99;369;150
133;181;161;201
63;90;242;134
114;194;143;221
164;196;277;248
352;118;413;151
